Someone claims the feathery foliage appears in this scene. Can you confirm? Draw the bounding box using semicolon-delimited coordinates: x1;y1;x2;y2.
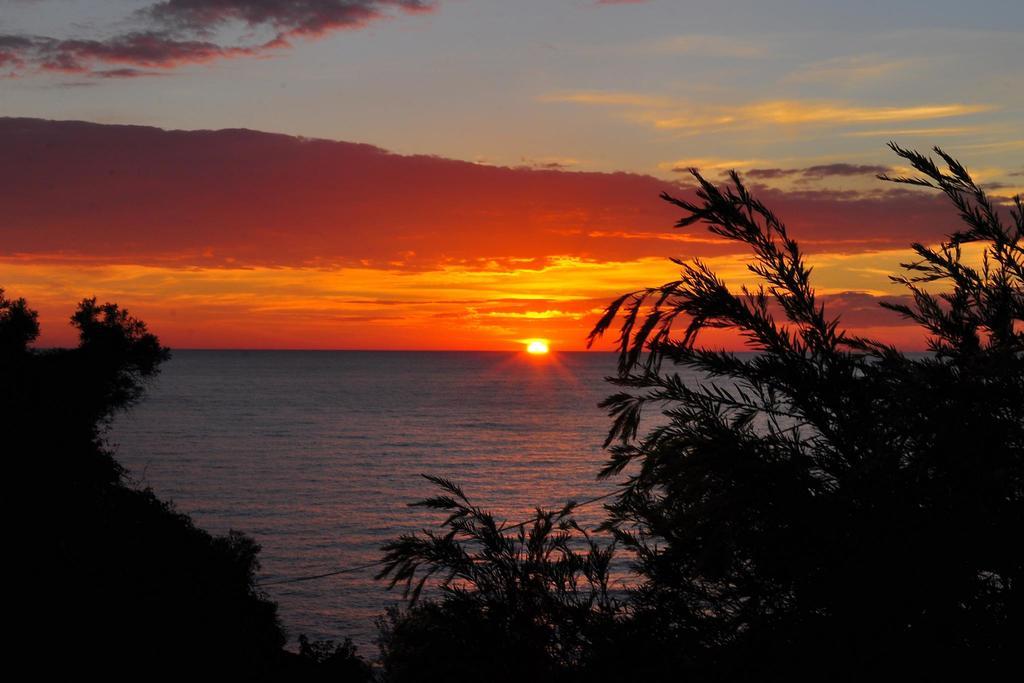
377;474;618;681
589;144;1023;678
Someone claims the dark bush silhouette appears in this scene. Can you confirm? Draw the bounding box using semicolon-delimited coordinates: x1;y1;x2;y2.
3;293;289;675
381;146;1022;680
284;634;375;681
377;475;619;681
588;144;1023;679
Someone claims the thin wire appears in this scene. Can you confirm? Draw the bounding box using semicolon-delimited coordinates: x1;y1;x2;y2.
495;487;622;532
257;487;625;587
258;560;385;587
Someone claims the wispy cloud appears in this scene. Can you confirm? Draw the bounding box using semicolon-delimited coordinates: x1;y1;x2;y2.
0;31;273;76
745;163;892;180
518;156;583;170
786;54;923;84
545;90;995;134
142;0;434;38
651;101;994;130
840;126;981;138
658;157;771;173
540;90;673;108
651;34;767;59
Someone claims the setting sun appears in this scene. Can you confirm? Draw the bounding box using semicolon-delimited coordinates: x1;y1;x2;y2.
526;340;550;355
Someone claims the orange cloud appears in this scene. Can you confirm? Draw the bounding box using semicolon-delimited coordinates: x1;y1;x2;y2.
545;90;994;134
651;101;993;130
1;247;936;351
785;55;923;84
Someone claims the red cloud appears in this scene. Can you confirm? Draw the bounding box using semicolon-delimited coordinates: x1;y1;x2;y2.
0;117;960;270
0;1;438;78
0;32;272;77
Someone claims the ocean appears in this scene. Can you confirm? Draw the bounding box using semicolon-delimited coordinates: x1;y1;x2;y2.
109;350;640;650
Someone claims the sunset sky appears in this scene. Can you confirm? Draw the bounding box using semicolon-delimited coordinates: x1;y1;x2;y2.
2;0;1022;350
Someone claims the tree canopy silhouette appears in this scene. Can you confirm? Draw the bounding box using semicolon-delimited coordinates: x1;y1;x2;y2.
3;293;292;676
381;145;1023;680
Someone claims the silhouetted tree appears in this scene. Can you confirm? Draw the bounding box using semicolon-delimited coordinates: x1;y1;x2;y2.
0;288;39;355
588;144;1023;679
4;295;288;676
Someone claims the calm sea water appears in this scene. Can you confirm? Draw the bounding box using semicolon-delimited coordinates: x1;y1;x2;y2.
109;350;645;649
